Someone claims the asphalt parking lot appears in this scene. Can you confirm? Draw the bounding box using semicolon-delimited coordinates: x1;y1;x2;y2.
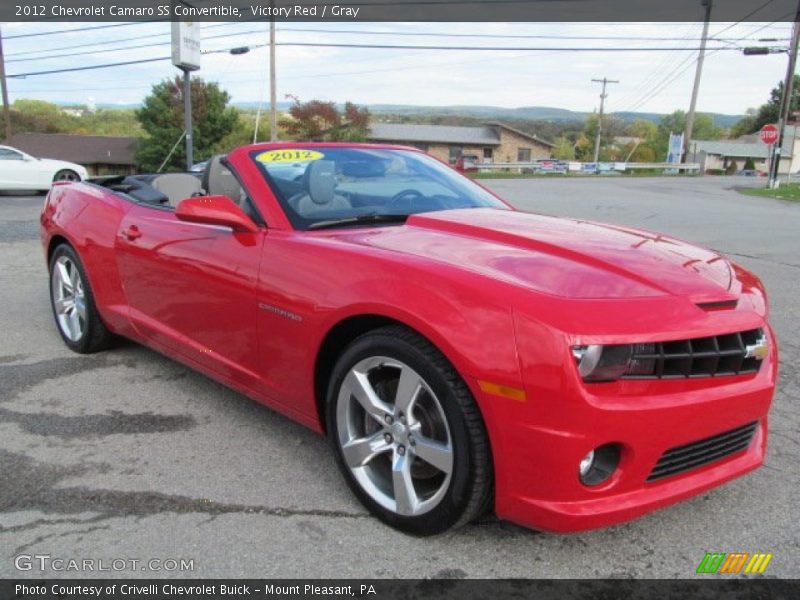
1;176;797;578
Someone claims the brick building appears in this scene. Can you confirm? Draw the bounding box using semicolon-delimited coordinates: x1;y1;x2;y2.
368;122;553;164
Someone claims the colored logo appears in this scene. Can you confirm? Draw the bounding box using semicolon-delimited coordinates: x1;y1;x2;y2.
696;552;773;574
744;334;769;361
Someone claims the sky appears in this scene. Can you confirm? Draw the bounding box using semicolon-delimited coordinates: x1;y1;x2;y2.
1;21;795;116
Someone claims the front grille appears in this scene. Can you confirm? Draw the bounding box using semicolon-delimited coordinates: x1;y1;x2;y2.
648;422;758;482
623;329;765;379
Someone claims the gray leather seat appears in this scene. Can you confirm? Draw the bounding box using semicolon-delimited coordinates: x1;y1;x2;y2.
202;155;245;203
151;173;202;207
292;160;350;215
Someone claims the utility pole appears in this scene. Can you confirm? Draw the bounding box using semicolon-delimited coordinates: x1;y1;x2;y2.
269;0;277;142
0;27;11;141
591;77;619;164
683;0;713;162
769;6;800;189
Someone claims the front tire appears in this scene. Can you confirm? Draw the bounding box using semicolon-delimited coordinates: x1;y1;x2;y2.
326;325;492;535
49;244;113;353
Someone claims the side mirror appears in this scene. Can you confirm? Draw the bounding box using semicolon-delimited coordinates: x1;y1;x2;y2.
175;195;259;233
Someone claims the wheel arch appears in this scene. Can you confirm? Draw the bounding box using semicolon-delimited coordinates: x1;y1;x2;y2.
313;312;486;436
47;234;71;263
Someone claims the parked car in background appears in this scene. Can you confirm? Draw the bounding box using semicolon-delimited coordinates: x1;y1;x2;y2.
0;145;87;192
454;154;480;173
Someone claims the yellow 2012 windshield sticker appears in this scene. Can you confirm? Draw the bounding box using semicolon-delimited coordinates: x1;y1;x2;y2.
256;149;324;164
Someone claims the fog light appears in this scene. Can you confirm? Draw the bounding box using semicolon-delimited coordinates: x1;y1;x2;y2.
579;450;595;477
579;443;621;486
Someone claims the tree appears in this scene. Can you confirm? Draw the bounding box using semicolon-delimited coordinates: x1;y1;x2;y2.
551;137;575;160
581;113;627;160
752;75;800;133
655;110;721;160
136;77;239;172
283;96;370;141
9;99;74;135
730;75;800;136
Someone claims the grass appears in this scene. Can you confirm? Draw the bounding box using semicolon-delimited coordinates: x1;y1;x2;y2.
740;183;800;202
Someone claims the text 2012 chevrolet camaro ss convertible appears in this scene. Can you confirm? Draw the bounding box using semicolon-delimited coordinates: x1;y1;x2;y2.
40;143;777;535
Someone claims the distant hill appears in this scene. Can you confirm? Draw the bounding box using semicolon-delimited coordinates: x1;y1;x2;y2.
233;102;745;128
59;101;745;129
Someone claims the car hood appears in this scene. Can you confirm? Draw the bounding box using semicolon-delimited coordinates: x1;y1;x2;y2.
330;208;737;301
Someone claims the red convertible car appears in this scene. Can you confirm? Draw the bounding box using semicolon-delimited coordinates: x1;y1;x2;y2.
40;143;777;535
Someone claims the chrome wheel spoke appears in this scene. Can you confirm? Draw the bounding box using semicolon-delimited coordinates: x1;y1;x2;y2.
54;297;71;315
394;366;422;416
344;370;394;424
56;261;73;292
67;308;80;339
392;451;417;516
412;435;453;474
342;432;391;468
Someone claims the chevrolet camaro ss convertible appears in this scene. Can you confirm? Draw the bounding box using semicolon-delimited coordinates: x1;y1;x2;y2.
40;143;777;535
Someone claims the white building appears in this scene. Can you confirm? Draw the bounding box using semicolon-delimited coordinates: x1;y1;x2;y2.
688;126;800;175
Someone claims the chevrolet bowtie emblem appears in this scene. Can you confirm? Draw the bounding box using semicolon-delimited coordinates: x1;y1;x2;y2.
744;334;769;361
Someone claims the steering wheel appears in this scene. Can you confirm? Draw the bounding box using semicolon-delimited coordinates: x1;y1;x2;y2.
387;189;425;211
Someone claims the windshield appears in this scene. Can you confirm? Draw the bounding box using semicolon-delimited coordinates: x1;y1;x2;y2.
251;147;508;230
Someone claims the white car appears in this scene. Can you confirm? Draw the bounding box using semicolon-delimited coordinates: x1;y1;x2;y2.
0;145;88;192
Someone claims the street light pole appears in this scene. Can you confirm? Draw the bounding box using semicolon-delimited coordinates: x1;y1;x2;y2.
269;1;277;142
182;67;193;171
769;14;800;189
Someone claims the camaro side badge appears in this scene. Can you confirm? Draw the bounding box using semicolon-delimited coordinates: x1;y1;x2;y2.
258;303;303;322
744;335;769;361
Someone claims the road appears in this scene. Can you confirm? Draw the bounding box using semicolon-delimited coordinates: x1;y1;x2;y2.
1;177;797;578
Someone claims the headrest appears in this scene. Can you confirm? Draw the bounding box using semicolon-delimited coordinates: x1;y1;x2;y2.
151;173;202;206
203;155;244;201
305;160;337;205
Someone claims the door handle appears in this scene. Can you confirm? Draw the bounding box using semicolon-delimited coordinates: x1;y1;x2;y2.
123;225;142;241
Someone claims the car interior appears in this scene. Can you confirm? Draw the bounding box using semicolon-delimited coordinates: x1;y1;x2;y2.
90;155;262;224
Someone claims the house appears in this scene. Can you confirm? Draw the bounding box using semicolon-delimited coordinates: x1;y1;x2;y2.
2;132;138;176
368;122;554;164
687;126;800;174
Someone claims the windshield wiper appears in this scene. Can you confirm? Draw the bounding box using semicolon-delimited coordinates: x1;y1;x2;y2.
307;213;410;231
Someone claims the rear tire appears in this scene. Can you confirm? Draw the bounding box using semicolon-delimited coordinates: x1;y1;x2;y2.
326;325;492;535
49;244;114;354
53;169;80;183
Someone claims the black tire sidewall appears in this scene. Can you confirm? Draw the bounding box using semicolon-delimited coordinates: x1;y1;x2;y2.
326;331;478;536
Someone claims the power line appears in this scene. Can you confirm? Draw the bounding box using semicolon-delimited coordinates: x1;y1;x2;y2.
5;23;242;59
4;22;152;40
9;57;171;78
6;40;760;79
274;26;783;43
620;18;791;113
6;28;269;64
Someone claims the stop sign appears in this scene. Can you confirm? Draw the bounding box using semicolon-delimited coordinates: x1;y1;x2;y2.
760;124;779;145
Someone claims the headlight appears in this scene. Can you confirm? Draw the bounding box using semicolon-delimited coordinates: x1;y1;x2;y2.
572;343;656;382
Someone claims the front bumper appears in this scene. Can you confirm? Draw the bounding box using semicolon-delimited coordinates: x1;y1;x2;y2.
474;326;777;533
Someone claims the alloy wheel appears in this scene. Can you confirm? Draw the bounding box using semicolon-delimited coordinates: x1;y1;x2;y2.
51;255;86;342
336;356;454;517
